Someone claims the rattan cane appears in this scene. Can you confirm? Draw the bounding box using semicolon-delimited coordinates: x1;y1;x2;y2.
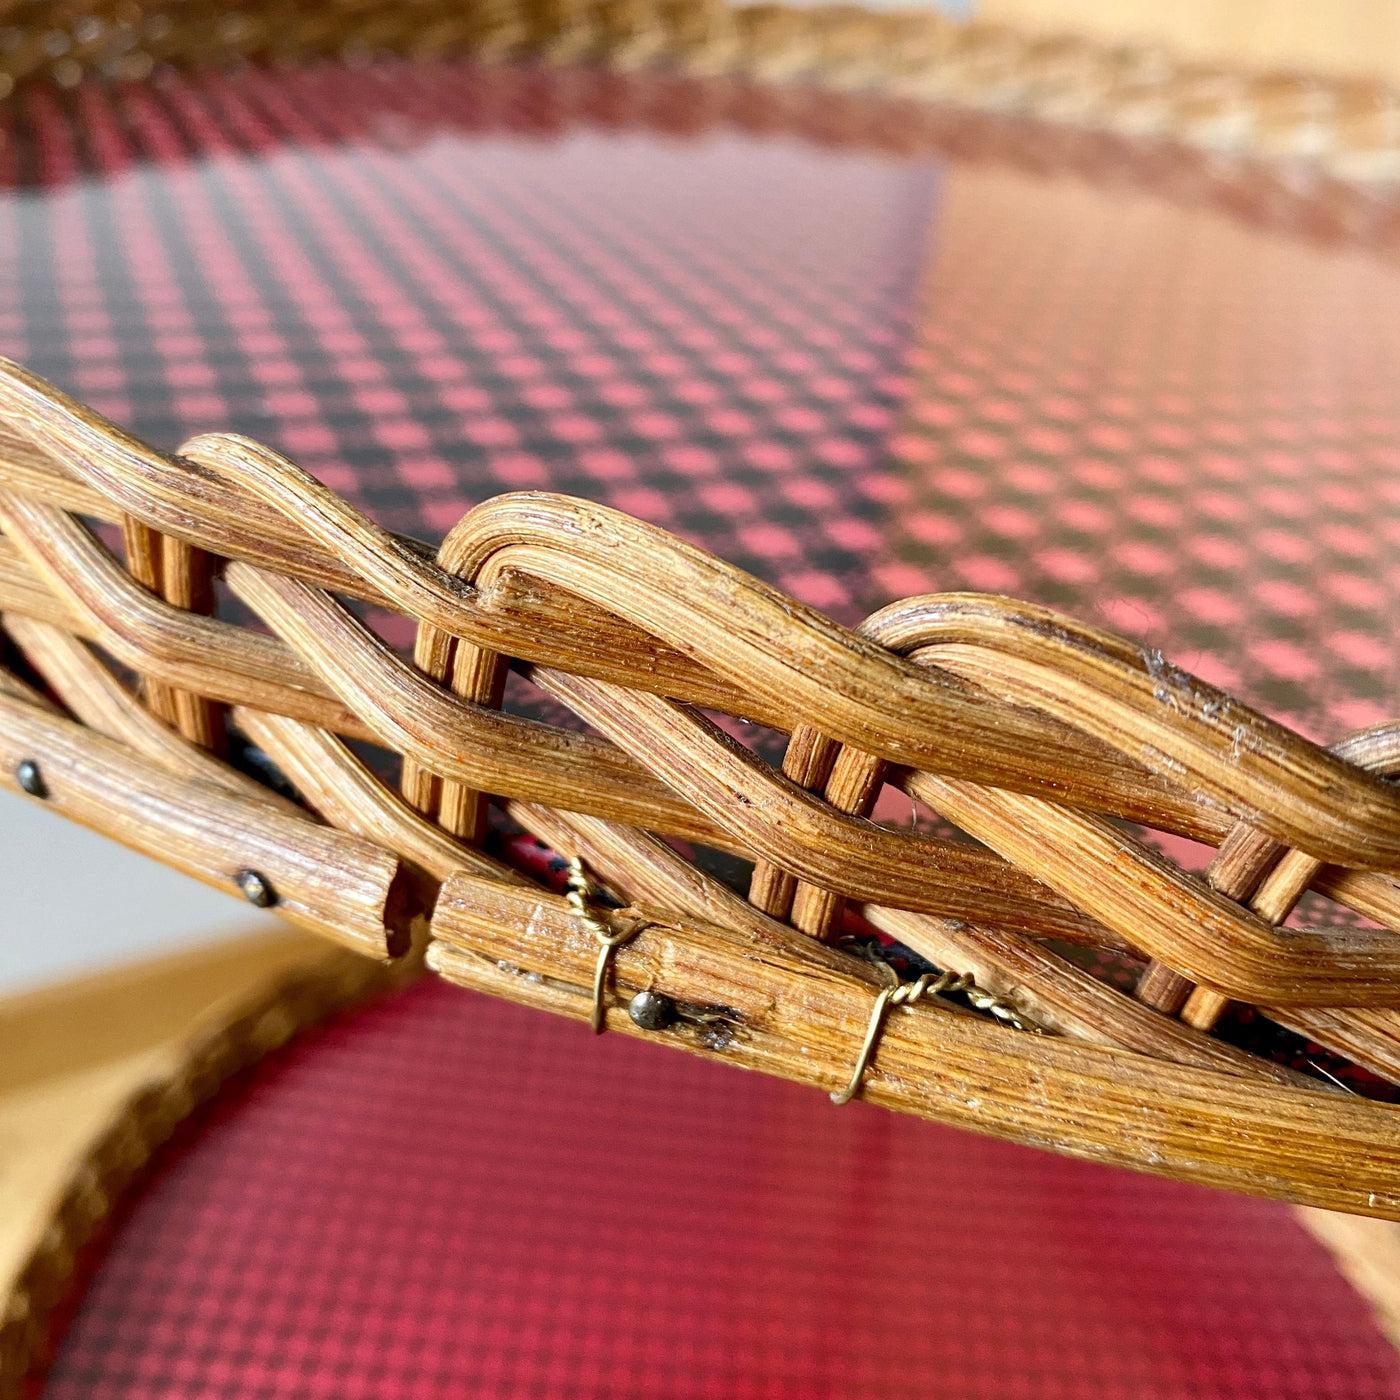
3;357;1400;1220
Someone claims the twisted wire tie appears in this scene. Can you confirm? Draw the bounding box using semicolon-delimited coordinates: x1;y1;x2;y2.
567;856;643;1034
832;968;1043;1106
567;856;1042;1067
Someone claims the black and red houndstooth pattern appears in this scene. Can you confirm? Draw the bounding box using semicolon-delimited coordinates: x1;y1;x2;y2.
9;56;1400;1400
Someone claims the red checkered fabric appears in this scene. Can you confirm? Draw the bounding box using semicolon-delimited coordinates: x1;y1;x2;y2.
7;64;1398;736
42;982;1400;1400
7;56;1400;1398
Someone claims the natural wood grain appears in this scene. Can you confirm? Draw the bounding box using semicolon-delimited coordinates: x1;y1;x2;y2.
5;357;1400;1216
0;510;1134;934
231;706;523;887
1134;823;1282;1012
879;597;1400;868
0;480;1297;848
1;380;1364;847
157;531;225;752
0;692;412;958
119;513;181;727
428;873;1400;1218
532;664;1105;943
2;614;295;812
906;770;1400;1006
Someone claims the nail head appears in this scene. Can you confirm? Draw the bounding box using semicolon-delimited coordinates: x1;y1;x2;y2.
235;868;276;908
15;759;46;799
627;990;676;1031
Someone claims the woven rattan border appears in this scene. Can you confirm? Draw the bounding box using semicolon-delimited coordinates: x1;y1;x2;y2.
3;357;1400;1219
4;0;1400;185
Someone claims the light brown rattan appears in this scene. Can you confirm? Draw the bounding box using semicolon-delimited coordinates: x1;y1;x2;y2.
6;0;1400;185
4;359;1400;1218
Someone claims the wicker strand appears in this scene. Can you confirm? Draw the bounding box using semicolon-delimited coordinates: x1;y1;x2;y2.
0;0;1398;182
6;360;1400;1215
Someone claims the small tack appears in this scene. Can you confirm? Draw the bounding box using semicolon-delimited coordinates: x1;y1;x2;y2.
628;990;677;1031
235;868;277;908
15;759;47;799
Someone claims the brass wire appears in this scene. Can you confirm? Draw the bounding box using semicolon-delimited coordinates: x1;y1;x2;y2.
567;856;644;1034
832;968;1043;1105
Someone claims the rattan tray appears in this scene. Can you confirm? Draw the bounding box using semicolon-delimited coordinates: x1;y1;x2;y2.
5;347;1400;1220
7;5;1400;1387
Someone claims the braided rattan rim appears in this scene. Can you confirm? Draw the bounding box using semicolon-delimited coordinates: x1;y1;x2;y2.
6;10;1400;1378
5;354;1400;1220
3;0;1400;184
20;59;1400;262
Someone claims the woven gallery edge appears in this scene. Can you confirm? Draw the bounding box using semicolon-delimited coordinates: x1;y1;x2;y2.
7;0;1400;186
2;359;1400;1220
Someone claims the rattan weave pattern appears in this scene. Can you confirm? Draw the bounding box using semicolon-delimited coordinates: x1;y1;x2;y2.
5;0;1400;182
4;345;1400;1218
